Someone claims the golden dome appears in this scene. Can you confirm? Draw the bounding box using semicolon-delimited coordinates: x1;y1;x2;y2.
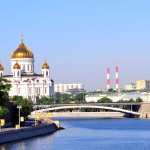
11;42;34;59
0;64;4;71
42;61;49;69
13;62;21;69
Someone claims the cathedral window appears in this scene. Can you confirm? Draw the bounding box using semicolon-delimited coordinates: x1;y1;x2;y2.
46;71;48;76
31;65;32;71
23;65;25;71
44;87;47;94
28;65;30;71
17;71;20;76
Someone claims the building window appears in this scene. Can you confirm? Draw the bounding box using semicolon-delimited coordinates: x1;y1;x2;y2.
17;71;20;76
44;87;47;94
37;88;40;95
31;65;33;71
23;65;25;71
28;65;30;71
46;71;48;76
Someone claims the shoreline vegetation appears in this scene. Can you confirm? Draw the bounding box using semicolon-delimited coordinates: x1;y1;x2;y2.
0;77;142;128
0;77;63;144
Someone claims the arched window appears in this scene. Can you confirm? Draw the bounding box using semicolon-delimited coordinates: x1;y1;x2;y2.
31;65;33;71
46;71;48;76
23;65;25;71
17;71;20;76
44;87;47;94
28;65;30;71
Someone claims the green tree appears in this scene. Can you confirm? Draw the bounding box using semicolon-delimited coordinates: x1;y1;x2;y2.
136;97;143;103
0;78;11;106
108;88;116;93
73;93;86;103
37;96;54;105
12;96;33;119
60;93;72;103
54;93;73;104
0;106;8;118
0;78;11;118
128;98;135;103
98;97;112;103
117;99;126;103
54;92;62;104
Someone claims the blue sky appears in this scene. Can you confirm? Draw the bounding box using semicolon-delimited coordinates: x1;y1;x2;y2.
0;0;150;90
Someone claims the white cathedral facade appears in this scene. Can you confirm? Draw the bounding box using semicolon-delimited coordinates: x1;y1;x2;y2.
0;40;54;103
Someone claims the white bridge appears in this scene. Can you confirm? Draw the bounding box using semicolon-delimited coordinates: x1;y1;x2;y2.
32;103;141;116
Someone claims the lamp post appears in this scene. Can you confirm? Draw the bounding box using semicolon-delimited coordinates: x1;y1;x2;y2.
17;106;22;128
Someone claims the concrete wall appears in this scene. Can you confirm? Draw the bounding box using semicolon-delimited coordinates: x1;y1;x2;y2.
51;112;124;118
139;103;150;118
0;123;58;144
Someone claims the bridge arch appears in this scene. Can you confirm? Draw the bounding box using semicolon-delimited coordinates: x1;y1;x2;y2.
32;105;140;116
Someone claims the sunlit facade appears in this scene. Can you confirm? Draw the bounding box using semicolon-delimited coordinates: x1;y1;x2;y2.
0;39;54;103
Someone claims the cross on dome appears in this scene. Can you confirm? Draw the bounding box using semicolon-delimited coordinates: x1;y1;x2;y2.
20;33;24;43
11;37;34;59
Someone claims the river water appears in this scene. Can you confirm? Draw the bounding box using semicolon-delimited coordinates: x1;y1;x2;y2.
1;118;150;150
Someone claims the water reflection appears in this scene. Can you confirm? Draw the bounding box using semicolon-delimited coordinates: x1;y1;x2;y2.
1;118;150;150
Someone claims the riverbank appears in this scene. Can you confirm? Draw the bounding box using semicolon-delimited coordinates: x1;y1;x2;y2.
50;112;124;118
1;118;150;150
0;123;59;144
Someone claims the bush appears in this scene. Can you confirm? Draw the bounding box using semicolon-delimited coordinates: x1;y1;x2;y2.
0;106;8;118
37;96;54;105
98;97;112;103
11;96;33;119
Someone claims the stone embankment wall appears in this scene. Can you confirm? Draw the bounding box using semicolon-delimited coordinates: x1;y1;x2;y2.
0;123;58;144
51;112;124;118
139;103;150;118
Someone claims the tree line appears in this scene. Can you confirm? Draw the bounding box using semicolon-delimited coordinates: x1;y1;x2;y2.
36;92;86;105
0;77;143;125
0;78;33;126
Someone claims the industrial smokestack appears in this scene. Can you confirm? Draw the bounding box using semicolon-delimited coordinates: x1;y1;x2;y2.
115;65;119;91
106;67;111;90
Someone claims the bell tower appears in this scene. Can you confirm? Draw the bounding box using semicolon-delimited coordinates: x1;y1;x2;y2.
41;61;50;78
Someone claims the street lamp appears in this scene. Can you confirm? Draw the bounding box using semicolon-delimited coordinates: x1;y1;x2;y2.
17;106;22;128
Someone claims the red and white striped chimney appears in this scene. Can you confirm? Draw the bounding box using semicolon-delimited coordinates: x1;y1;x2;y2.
106;67;111;90
115;65;119;91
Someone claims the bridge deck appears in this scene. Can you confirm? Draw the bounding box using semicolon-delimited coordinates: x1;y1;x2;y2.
32;103;141;116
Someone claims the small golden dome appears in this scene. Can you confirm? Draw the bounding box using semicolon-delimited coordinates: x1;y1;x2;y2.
11;42;34;59
42;61;49;69
13;63;21;69
0;64;4;71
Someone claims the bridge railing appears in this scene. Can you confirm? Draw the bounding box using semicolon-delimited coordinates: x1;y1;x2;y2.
33;102;141;112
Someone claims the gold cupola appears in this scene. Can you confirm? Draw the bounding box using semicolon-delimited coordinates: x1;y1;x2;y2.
11;39;34;59
0;64;4;71
13;62;21;69
42;61;49;69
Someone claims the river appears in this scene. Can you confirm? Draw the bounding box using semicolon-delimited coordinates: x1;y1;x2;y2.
1;118;150;150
